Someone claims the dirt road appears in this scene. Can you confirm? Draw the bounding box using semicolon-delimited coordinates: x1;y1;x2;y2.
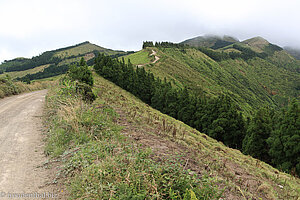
0;90;57;199
137;49;160;67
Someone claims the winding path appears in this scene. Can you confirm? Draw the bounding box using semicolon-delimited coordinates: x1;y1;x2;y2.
137;49;160;67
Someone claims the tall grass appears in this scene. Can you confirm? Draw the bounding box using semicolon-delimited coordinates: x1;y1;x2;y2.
44;80;223;199
0;75;52;98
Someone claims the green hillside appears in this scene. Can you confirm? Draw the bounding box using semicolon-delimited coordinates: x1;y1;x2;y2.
53;41;126;59
0;41;132;82
284;46;300;60
0;64;49;79
181;35;239;49
122;42;299;116
44;70;300;199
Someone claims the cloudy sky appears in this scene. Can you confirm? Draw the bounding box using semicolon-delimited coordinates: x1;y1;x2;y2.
0;0;300;62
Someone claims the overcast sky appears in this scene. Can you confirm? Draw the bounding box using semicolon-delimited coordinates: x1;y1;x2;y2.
0;0;300;62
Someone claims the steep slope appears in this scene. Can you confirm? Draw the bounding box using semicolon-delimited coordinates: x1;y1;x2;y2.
45;72;300;199
123;46;300;115
284;46;300;60
242;36;270;53
181;35;239;49
52;41;126;59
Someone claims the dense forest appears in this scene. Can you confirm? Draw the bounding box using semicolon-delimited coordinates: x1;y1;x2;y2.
0;52;62;73
17;64;69;83
94;53;300;177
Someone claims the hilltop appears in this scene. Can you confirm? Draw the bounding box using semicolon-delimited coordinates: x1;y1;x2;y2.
0;41;132;81
181;34;239;49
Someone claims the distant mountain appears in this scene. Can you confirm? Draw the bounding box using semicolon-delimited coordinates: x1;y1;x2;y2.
123;38;299;115
241;36;269;52
0;41;132;81
181;35;239;49
284;46;300;60
0;41;127;73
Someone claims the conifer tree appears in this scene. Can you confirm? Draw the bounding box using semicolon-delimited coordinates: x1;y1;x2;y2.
268;100;300;176
243;108;271;162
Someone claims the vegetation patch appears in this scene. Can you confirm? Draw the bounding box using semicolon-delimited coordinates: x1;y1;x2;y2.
0;74;51;98
44;73;223;199
121;49;151;65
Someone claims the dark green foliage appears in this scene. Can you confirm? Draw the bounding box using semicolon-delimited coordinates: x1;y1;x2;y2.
243;108;272;162
0;74;19;95
196;44;270;61
232;44;268;60
67;58;94;86
143;41;187;49
211;40;234;49
197;47;230;61
94;53;300;177
94;53;246;150
142;41;154;49
155;41;187;49
23;77;31;84
241;101;300;177
76;82;96;102
18;64;69;82
263;43;283;56
207;96;246;149
63;58;96;102
51;41;90;53
267;100;300;176
0;51;62;72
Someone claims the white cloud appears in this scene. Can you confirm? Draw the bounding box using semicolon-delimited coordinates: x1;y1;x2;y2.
1;0;300;62
0;0;89;38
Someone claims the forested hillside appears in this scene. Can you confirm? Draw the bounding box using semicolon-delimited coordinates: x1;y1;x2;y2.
0;41;132;82
1;38;299;178
119;40;300;176
44;58;300;199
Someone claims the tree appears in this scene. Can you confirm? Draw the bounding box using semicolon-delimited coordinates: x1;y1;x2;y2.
67;58;94;86
268;100;300;176
243;108;271;162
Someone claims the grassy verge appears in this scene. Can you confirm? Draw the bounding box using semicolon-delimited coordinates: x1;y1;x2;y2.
44;78;223;199
0;75;53;98
44;72;300;199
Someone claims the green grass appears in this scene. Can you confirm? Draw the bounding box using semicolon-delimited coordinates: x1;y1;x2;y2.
0;42;127;81
54;42;124;59
0;64;49;79
44;73;300;199
120;49;152;65
44;80;223;199
136;47;300;116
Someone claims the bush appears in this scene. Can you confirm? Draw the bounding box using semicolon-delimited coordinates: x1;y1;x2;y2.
67;58;94;86
76;82;97;103
60;58;96;103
